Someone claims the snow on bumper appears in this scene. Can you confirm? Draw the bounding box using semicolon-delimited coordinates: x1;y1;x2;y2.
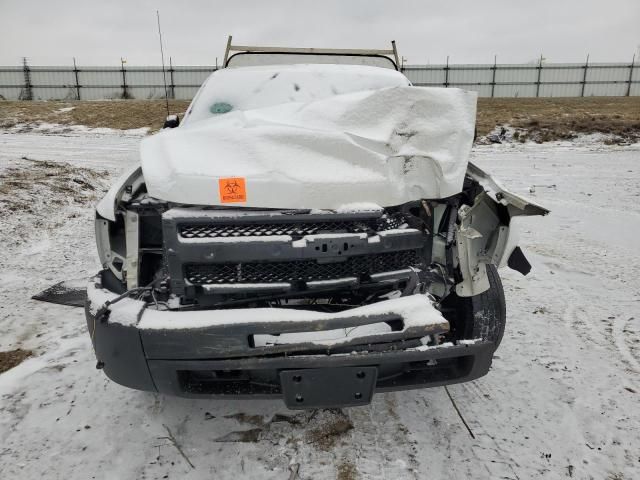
86;275;450;357
85;274;495;404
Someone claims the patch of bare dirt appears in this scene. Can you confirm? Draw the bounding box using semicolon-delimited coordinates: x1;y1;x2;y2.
305;409;354;451
212;408;354;451
0;157;108;214
213;428;262;443
0;157;111;249
0;349;32;374
337;459;358;480
223;413;266;426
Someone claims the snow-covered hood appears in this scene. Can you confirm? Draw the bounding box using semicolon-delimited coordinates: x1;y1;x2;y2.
140;86;477;209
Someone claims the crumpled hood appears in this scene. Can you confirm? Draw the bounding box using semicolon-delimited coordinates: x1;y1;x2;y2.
140;86;477;209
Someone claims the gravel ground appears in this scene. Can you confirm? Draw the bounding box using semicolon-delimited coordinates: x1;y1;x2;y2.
0;130;639;480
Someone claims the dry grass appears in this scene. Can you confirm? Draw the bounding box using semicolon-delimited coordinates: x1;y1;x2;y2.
0;100;190;131
1;97;639;141
477;97;640;142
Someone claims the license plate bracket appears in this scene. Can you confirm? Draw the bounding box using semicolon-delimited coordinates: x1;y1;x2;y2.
280;366;377;409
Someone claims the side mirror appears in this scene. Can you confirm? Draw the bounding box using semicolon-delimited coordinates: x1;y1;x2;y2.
163;114;180;129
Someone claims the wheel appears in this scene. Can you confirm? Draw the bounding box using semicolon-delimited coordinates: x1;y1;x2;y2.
441;264;507;348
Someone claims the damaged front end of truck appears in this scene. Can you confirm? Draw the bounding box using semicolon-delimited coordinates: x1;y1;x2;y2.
86;46;547;409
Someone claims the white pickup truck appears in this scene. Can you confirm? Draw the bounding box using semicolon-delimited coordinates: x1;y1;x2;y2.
86;40;547;409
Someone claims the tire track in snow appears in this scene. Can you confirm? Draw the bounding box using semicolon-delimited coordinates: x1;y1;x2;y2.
563;299;607;348
347;394;419;480
456;382;525;480
563;300;576;330
563;281;640;378
612;313;640;375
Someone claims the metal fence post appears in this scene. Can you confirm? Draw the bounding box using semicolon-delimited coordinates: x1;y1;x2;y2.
73;57;81;100
20;57;33;100
580;54;589;97
120;58;129;99
627;54;636;97
535;55;543;97
169;56;175;99
490;55;497;98
444;56;449;88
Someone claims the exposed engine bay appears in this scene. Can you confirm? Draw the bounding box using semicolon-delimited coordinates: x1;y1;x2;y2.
94;163;545;326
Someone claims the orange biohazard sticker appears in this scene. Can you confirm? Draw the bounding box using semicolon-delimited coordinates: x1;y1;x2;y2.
218;177;247;203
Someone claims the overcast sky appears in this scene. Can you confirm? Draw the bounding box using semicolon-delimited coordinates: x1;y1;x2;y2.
1;0;638;66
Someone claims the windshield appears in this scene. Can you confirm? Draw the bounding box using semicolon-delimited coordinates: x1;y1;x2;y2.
182;64;411;125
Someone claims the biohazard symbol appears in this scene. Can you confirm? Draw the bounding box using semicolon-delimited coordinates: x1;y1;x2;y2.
218;177;247;203
224;180;241;194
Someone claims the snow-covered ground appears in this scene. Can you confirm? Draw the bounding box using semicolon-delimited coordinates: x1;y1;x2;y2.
0;130;639;480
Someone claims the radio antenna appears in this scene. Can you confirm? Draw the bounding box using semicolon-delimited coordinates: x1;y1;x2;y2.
156;10;170;117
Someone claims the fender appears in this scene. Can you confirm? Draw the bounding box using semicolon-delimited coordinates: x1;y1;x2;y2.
96;165;144;221
455;163;549;297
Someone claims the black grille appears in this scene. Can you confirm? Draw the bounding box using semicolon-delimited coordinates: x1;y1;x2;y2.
186;250;421;285
180;216;404;239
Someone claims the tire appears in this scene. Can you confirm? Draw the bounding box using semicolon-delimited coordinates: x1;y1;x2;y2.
441;264;507;349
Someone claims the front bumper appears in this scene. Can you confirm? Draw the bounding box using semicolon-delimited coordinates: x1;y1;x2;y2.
86;276;495;409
